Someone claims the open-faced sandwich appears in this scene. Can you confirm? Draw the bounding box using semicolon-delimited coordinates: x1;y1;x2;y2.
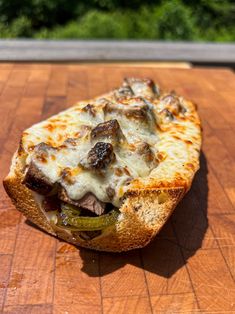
4;78;201;252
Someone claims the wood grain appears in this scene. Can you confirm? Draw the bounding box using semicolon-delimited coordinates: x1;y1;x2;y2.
4;217;55;306
151;293;199;313
100;252;148;298
3;304;53;314
184;249;235;311
1;64;235;313
103;296;152;314
142;239;193;295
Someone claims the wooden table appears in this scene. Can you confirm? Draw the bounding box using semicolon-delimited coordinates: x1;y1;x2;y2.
0;63;235;314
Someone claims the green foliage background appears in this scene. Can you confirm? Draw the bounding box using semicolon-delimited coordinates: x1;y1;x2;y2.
0;0;234;41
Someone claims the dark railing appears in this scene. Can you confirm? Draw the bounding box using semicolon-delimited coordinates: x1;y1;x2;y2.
0;40;235;65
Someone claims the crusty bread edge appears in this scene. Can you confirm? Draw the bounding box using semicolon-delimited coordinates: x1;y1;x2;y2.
3;150;186;252
3;152;56;236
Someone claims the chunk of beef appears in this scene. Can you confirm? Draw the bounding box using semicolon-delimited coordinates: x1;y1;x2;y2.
60;167;75;185
105;98;149;122
124;106;148;121
160;108;174;122
114;86;133;99
63;138;78;147
123;78;159;98
86;142;115;170
32;142;57;163
91;119;124;142
106;186;115;200
77;192;106;215
161;94;186;115
59;189;106;215
34;142;53;152
82;104;96;117
136;142;157;165
22;161;54;195
42;195;60;212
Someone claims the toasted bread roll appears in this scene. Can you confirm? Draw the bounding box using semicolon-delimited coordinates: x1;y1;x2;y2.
3;78;201;252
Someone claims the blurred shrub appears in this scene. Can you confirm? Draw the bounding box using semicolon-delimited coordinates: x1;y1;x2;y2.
153;0;198;40
36;11;129;39
0;0;81;28
0;0;234;41
35;2;199;40
0;16;32;38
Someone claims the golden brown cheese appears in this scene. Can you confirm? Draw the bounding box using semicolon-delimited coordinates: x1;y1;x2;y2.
21;78;201;209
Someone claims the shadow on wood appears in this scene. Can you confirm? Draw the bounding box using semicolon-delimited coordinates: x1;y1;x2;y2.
79;152;208;278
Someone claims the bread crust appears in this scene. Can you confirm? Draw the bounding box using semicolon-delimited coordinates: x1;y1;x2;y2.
3;166;56;236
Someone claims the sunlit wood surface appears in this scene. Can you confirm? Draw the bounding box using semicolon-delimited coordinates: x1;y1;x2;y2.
0;63;235;314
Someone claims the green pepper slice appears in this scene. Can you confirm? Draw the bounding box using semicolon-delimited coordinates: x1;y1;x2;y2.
61;203;81;217
57;209;119;231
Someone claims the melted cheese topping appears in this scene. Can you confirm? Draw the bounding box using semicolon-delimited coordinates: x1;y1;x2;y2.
21;79;201;208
